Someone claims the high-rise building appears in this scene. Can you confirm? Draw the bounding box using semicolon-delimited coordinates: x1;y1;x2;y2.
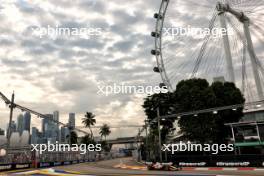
23;112;31;133
31;127;40;144
17;114;24;135
53;111;60;141
60;126;69;143
53;111;59;123
42;114;59;143
68;113;75;129
42;114;53;135
7;121;16;137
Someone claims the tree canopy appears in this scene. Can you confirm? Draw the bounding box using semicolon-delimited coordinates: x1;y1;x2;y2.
143;78;245;143
70;131;78;144
99;124;111;141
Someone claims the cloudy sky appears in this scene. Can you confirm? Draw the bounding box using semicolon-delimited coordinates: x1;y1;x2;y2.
0;0;164;138
0;0;263;138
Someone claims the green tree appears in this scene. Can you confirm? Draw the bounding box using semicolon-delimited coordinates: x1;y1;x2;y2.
81;134;95;145
99;124;111;141
142;92;175;140
175;79;245;143
210;81;245;142
82;112;96;139
174;78;218;143
100;140;111;152
70;131;78;144
142;78;245;144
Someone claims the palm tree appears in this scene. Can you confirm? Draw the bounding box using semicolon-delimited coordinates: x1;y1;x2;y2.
99;124;111;141
82;112;96;139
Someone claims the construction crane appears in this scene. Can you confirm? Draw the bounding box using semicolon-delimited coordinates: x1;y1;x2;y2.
0;92;89;138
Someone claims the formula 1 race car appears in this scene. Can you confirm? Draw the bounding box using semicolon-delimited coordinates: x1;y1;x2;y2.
145;162;182;171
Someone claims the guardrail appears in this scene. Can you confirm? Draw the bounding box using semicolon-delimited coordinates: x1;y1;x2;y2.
0;150;124;172
165;154;264;167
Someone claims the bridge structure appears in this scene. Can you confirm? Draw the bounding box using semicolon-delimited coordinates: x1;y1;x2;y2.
106;136;144;145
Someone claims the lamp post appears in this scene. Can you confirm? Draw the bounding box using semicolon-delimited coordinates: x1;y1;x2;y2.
144;119;149;162
157;107;162;163
136;128;141;162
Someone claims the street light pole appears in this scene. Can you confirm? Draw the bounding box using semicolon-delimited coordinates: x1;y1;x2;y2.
157;107;162;163
144;119;149;161
137;128;140;162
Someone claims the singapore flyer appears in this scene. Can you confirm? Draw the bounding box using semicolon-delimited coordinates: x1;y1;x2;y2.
152;0;264;102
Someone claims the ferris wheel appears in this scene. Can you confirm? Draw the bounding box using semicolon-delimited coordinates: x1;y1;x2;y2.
151;0;264;102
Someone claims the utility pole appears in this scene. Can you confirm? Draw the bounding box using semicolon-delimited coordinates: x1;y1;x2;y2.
157;107;162;163
7;92;15;148
136;128;140;162
144;119;149;161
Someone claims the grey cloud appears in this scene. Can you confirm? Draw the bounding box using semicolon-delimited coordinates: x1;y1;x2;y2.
112;40;135;52
15;1;37;13
1;58;28;67
0;38;15;46
69;39;104;49
53;73;89;92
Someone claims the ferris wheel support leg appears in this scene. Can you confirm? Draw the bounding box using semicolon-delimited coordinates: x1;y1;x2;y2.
243;21;264;101
219;12;235;83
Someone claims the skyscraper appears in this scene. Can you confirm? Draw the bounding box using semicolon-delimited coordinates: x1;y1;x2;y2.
53;111;59;124
68;113;75;129
53;111;60;141
42;114;59;143
60;126;67;143
42;114;53;137
31;127;40;144
17;114;24;135
7;121;16;137
23;112;31;133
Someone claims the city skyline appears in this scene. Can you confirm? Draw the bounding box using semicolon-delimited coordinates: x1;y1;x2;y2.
5;111;76;133
4;111;75;144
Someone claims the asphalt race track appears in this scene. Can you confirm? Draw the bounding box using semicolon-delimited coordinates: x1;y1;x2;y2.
2;158;264;176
